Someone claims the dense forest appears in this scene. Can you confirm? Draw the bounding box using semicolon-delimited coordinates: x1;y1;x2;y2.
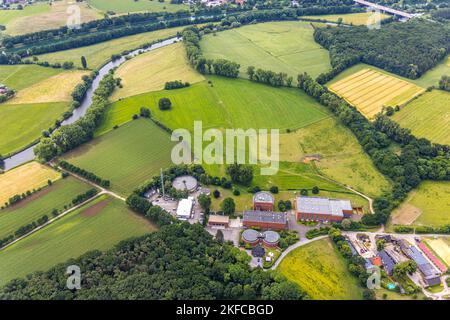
314;20;450;79
0;217;305;300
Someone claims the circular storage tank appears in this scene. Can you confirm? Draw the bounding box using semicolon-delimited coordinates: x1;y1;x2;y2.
242;229;261;245
253;191;274;204
172;175;198;192
263;231;280;247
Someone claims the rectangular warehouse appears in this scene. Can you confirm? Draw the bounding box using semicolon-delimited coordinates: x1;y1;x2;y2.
296;197;353;223
243;211;287;230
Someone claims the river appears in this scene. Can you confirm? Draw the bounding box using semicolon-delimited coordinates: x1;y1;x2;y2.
3;36;181;171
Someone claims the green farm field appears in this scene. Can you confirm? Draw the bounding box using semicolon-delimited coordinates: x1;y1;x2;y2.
0;195;155;286
63;119;175;195
0;102;68;155
0;177;92;240
392;90;450;146
277;238;364;300
112;42;205;100
200;21;331;79
0;3;49;27
99;76;330;134
0;64;63;91
36;26;187;69
390;181;450;227
302;12;390;26
88;0;188;13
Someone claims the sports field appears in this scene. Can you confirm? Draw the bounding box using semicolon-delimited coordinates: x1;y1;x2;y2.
88;0;188;13
3;0;101;36
0;162;61;206
391;181;450;227
277;238;364;300
36;26;187;69
392;90;450;145
0;102;68;155
63;119;175;195
424;238;450;267
200;21;331;79
112;42;204;100
0;195;155;286
99;76;329;134
302;12;390;26
328;68;424;119
0;177;92;240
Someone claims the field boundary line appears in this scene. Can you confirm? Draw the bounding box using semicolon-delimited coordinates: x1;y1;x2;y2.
0;192;105;251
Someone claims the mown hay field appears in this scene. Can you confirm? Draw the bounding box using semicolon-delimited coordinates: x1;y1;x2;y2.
277;238;364;300
0;195;155;286
328;68;424;119
63;119;175;196
88;0;188;13
36;26;187;69
302;12;390;26
390;181;450;227
111;42;205;100
200;21;331;79
0;162;61;206
392;90;450;146
0;177;92;239
3;0;101;36
424;238;450;267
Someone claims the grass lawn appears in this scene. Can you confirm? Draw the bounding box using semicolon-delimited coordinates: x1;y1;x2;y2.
0;195;155;286
390;181;450;227
3;0;101;36
0;101;68;155
63;119;175;196
0;177;92;240
328;67;424;119
200;21;331;80
392;90;450;146
277;238;364;300
99;76;329;135
302;12;390;26
0;64;63;91
36;26;187;69
88;0;189;13
112;42;204;100
375;288;426;300
0;162;61;206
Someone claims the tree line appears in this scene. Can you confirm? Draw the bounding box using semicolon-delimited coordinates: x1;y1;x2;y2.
34;71;118;162
58;161;110;188
314;20;450;79
296;72;450;225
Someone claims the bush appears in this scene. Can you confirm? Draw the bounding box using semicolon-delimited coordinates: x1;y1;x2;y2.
158;97;172;110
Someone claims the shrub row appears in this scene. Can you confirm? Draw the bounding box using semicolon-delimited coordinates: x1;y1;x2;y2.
58;161;110;188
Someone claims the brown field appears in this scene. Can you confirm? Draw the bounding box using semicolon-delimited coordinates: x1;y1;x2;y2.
425;238;450;266
8;71;88;104
328;68;424;119
0;162;61;205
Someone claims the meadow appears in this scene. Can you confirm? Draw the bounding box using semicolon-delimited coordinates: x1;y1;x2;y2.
328;68;424;119
392;90;450;146
63;119;175;196
2;0;101;36
200;21;331;79
0;177;92;240
0;195;155;286
36;26;187;69
0;3;49;31
111;42;204;100
424;238;450;267
88;0;188;13
99;76;330;134
277;238;364;300
302;12;390;26
390;181;450;227
0;101;67;155
0;65;86;155
0;162;61;206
